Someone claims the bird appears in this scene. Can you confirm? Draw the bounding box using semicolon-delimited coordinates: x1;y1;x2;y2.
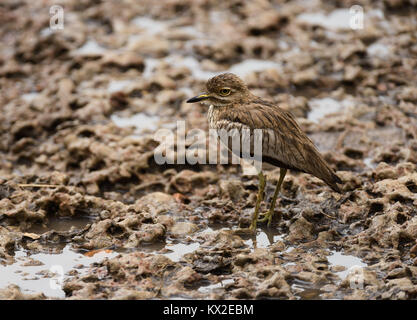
186;73;342;231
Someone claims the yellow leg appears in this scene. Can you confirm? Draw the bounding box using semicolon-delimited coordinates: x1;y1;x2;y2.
259;168;287;226
250;171;266;231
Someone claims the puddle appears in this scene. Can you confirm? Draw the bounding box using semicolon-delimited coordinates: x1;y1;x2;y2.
244;229;283;250
292;279;323;300
141;48;281;80
131;16;169;35
178;87;195;97
309;131;340;152
0;245;117;298
209;10;229;24
108;80;134;93
297;8;385;32
367;42;392;60
40;27;53;37
228;59;282;77
296;9;353;31
74;40;107;56
328;251;367;281
163;242;200;262
26;216;94;234
289;251;367;299
308;97;353;122
143;58;160;78
198;279;234;294
364;157;376;169
296;287;324;300
283;261;296;267
128;17;173;52
161;55;281;81
21;92;40;103
111;113;160;133
164;55;218;81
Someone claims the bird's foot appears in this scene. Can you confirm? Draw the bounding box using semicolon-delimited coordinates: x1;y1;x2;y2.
258;210;279;227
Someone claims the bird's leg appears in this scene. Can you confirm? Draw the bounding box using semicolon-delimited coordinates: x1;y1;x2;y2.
259;168;287;226
249;171;266;231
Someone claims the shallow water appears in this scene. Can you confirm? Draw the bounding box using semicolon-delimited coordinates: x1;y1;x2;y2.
292;279;324;300
229;59;282;78
367;42;392;59
164;55;218;81
0;222;370;299
143;58;160;78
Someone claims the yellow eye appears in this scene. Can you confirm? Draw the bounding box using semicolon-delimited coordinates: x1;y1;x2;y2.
219;88;231;96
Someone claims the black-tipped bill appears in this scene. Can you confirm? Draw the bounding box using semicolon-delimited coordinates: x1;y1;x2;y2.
186;94;210;103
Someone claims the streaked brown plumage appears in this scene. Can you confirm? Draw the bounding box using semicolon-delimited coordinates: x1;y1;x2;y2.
187;73;342;231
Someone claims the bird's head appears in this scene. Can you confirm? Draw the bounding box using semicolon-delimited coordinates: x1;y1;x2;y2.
186;73;250;106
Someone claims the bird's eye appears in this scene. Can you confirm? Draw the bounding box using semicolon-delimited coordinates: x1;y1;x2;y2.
219;88;231;96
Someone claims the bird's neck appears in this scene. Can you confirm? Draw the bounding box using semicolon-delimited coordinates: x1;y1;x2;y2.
207;103;235;129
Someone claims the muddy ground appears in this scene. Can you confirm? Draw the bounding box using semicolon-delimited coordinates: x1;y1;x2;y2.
0;0;417;300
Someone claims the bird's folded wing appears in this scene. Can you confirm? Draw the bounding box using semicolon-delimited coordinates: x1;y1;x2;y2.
223;102;341;191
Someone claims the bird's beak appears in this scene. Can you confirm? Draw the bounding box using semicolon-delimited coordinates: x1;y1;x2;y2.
186;93;210;103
